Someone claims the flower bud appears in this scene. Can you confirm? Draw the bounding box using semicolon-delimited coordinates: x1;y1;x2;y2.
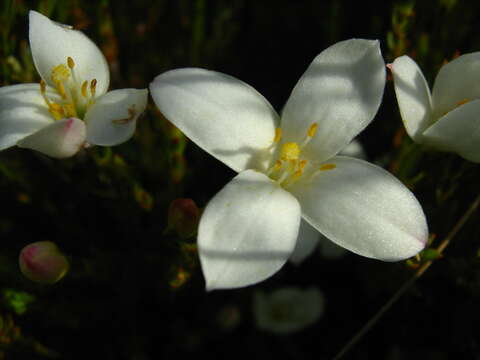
253;287;325;334
19;241;69;284
167;198;200;239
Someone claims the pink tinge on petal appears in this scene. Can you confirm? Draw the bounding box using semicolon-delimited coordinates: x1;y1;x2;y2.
17;117;87;158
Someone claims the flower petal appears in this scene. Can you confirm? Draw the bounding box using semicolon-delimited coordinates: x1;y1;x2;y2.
29;10;109;95
280;39;385;162
423;99;480;162
150;68;279;172
17;117;86;158
289;156;428;261
85;88;148;146
390;55;433;142
289;219;320;265
432;52;480;120
198;170;301;290
0;83;54;150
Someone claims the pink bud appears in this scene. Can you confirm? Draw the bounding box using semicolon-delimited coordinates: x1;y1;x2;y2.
167;198;200;239
19;241;69;284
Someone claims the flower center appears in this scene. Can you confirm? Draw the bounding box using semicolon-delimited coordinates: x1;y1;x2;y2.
39;57;98;121
267;123;336;187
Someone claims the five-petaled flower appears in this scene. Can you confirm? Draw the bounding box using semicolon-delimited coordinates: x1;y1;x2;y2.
0;11;148;158
390;53;480;163
150;39;429;290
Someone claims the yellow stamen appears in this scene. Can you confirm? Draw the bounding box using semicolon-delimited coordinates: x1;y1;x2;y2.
274;128;282;143
299;160;307;170
274;160;282;171
63;103;77;117
51;64;70;83
457;98;470;106
319;163;336;171
280;142;300;161
90;79;97;98
81;80;88;97
67;57;75;69
40;79;47;94
292;169;303;180
307;123;318;137
48;103;65;120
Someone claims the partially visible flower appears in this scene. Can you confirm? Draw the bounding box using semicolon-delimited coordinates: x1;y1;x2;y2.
150;39;428;291
253;287;325;335
167;198;200;239
0;11;148;158
390;54;480;162
19;241;69;284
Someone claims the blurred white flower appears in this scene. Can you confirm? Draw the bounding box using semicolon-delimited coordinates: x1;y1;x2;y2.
253;287;325;335
390;54;480;162
151;39;428;290
0;11;147;158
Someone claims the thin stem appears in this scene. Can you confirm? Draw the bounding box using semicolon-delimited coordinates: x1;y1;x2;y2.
331;192;480;360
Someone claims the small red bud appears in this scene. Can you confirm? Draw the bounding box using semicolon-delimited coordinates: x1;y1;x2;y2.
19;241;69;284
168;198;200;239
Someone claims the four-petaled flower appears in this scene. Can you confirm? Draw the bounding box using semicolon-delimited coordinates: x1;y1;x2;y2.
150;39;429;290
0;11;148;158
390;53;480;163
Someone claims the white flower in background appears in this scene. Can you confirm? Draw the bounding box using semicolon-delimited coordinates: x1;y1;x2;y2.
390;54;480;162
0;11;148;158
253;287;325;335
290;139;365;265
150;39;429;291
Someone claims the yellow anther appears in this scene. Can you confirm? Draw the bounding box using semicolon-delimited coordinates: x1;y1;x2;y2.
40;80;47;94
274;128;282;143
51;64;70;83
319;163;336;171
299;160;307;170
307;123;318;137
90;79;97;97
280;142;300;161
63;103;77;117
81;80;88;98
292;169;303;180
273;160;282;171
67;57;75;69
48;103;65;120
457;98;470;106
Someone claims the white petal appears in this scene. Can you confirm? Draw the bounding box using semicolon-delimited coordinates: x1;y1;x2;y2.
85;88;148;146
29;10;109;95
390;56;433;142
289;219;320;265
423;99;480;162
0;83;54;150
280;39;385;162
150;68;279;172
290;156;428;261
17;117;86;158
432;52;480;120
198;170;301;290
339;138;366;159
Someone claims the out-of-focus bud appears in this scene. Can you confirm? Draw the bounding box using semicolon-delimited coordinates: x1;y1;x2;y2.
167;198;200;239
253;287;325;335
19;241;69;284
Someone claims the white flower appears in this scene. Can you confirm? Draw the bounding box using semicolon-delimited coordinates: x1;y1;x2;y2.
0;11;148;158
253;287;325;335
390;54;480;162
150;39;429;290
